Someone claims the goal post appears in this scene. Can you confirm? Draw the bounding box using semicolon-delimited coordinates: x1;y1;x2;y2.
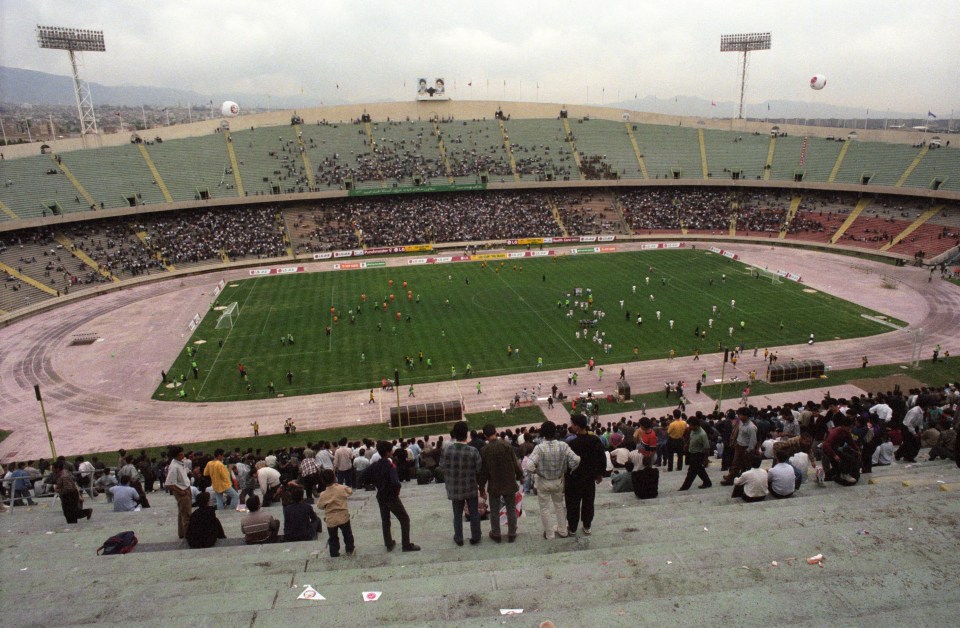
216;302;239;329
751;267;783;284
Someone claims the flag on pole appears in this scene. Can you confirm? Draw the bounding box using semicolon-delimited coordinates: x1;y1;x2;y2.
928;111;937;118
467;81;472;87
711;100;717;107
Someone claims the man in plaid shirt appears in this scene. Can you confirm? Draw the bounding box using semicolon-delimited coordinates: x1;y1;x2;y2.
441;421;484;546
527;420;581;539
298;455;321;499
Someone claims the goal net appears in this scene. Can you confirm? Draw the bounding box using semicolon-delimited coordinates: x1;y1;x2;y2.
216;302;239;329
751;268;783;284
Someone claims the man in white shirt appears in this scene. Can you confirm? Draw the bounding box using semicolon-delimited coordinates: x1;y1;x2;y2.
732;458;768;502
897;404;925;462
316;443;335;470
872;435;895;466
869;399;893;423
788;451;813;484
768;451;797;498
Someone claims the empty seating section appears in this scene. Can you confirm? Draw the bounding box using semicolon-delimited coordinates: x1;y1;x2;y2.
442;120;512;183
767;135;803;181
837;214;906;250
298;123;377;189
904;146;960;190
554;191;620;234
883;200;960;257
834;141;921;186
502;119;574;181
230;127;309;196
633;124;701;180
60;144;163;210
147;135;233;201
887;220;960;257
367;121;446;185
789;136;845;183
701;129;769;180
571;120;642;180
0;154;78;218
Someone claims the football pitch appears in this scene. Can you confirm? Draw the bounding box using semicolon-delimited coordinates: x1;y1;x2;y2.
154;249;902;402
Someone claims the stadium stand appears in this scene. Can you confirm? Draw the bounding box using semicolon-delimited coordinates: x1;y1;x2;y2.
146;134;236;202
443;119;513;183
0;154;80;219
632;124;702;180
502;119;575;181
904;143;960;191
568;119;642;180
60;143;163;210
833;141;922;186
701;129;770;181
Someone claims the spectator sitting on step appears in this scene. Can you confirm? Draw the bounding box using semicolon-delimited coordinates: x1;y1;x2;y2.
927;419;956;461
767;450;798;499
110;475;141;512
240;495;279;544
185;491;225;549
872;434;895;466
631;456;659;500
732;456;768;502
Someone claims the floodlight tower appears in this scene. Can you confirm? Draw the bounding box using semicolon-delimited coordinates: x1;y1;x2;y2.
720;32;771;120
36;25;106;147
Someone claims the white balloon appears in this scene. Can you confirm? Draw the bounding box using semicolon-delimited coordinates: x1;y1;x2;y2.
221;101;240;117
809;75;827;90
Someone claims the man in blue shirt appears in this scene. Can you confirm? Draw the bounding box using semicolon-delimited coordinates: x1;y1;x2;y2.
110;476;141;512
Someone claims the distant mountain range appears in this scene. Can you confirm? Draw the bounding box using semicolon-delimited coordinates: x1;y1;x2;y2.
0;65;946;124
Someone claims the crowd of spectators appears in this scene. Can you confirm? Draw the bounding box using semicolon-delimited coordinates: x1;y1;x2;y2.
136;207;286;265
579;154;618;180
63;222;164;278
319;191;562;247
6;382;956;543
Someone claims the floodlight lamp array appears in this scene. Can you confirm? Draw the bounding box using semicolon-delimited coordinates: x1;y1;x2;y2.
37;25;106;52
719;32;771;52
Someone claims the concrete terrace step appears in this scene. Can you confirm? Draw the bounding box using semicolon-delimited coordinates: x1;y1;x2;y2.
3;458;958;625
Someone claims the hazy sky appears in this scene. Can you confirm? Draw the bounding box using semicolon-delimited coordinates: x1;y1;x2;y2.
2;0;958;115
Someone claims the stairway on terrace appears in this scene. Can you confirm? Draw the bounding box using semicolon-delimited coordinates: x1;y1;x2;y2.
58;143;163;210
833;141;921;186
230;126;311;196
701;130;769;181
904;145;960;191
571;119;643;180
298;123;375;189
442;120;510;184
503;119;574;181
147;134;236;202
1;457;957;625
633;123;701;180
368;120;446;185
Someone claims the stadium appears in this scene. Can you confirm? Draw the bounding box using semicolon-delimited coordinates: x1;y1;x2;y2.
2;9;960;628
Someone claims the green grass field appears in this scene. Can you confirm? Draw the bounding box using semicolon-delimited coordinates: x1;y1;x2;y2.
154;249;903;402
